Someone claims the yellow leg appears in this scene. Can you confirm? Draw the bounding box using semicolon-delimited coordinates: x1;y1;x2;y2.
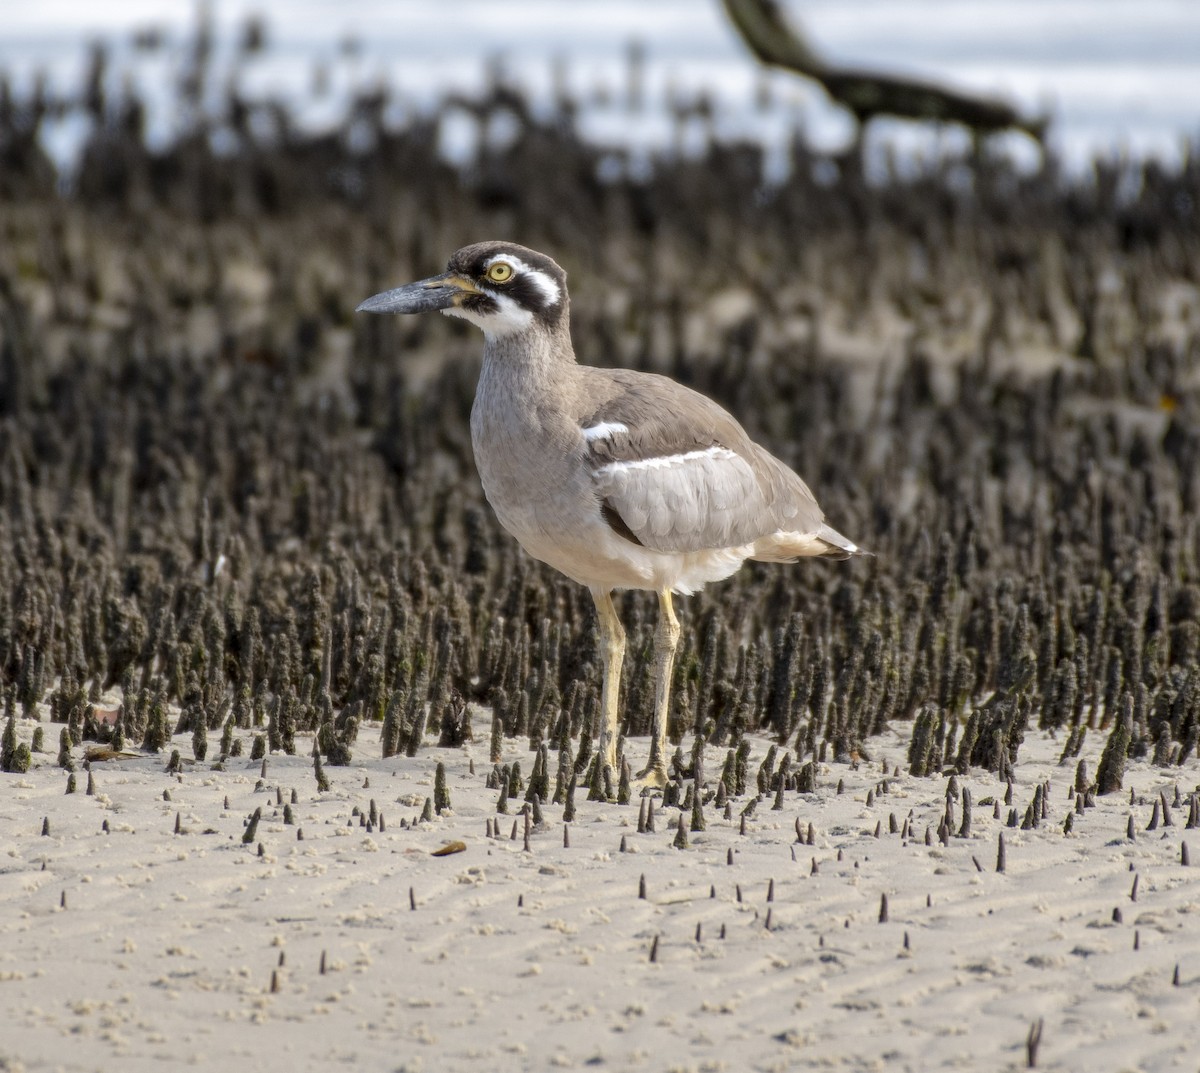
639;588;678;787
591;588;625;774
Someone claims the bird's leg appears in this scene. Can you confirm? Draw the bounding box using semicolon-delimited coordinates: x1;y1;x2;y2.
590;588;625;776
638;587;679;788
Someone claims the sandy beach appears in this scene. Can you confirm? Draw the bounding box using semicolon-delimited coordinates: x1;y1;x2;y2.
4;716;1196;1073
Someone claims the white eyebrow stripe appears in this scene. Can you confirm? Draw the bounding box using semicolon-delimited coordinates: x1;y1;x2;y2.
593;445;737;476
484;253;561;306
581;422;629;442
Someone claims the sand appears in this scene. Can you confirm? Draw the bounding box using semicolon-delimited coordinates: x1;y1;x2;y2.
2;716;1197;1073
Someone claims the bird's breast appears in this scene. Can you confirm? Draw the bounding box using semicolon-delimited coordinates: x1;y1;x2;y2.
470;379;593;550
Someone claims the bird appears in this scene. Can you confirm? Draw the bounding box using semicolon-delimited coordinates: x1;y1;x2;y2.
357;241;865;786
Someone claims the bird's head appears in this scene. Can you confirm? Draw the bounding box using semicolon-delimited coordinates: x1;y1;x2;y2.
356;241;568;339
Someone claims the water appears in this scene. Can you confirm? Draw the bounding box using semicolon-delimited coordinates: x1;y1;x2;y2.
2;0;1198;175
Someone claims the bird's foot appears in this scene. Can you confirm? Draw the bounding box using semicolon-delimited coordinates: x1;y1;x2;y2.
635;763;668;792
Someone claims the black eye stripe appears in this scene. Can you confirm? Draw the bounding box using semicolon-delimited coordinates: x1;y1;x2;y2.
455;248;566;325
463;293;499;316
475;266;538;304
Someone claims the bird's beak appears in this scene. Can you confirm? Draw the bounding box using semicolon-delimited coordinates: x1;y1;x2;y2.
355;272;480;315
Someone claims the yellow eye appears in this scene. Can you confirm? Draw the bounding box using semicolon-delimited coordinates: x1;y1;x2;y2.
486;262;514;284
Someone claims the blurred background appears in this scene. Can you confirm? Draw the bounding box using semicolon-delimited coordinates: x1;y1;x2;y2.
2;1;1199;779
3;0;1199;179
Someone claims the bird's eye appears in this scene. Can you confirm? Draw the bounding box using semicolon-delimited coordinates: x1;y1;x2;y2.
486;262;514;284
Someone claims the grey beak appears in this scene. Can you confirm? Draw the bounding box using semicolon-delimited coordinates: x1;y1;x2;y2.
355;272;475;315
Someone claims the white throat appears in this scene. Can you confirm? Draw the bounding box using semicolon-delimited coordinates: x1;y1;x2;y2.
444;292;534;339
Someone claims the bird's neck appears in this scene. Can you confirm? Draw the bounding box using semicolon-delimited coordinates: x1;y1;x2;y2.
479;324;577;397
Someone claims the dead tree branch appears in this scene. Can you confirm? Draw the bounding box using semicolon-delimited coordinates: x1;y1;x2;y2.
722;0;1046;142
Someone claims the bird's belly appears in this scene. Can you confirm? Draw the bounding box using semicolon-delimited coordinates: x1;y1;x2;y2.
481;472;750;595
478;466;621;582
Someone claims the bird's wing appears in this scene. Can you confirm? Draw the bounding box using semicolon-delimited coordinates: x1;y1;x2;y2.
579;370;826;554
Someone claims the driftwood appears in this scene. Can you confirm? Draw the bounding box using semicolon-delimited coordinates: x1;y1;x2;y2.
722;0;1046;141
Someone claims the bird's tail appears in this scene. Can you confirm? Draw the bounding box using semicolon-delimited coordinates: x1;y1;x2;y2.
813;523;870;560
751;523;870;564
